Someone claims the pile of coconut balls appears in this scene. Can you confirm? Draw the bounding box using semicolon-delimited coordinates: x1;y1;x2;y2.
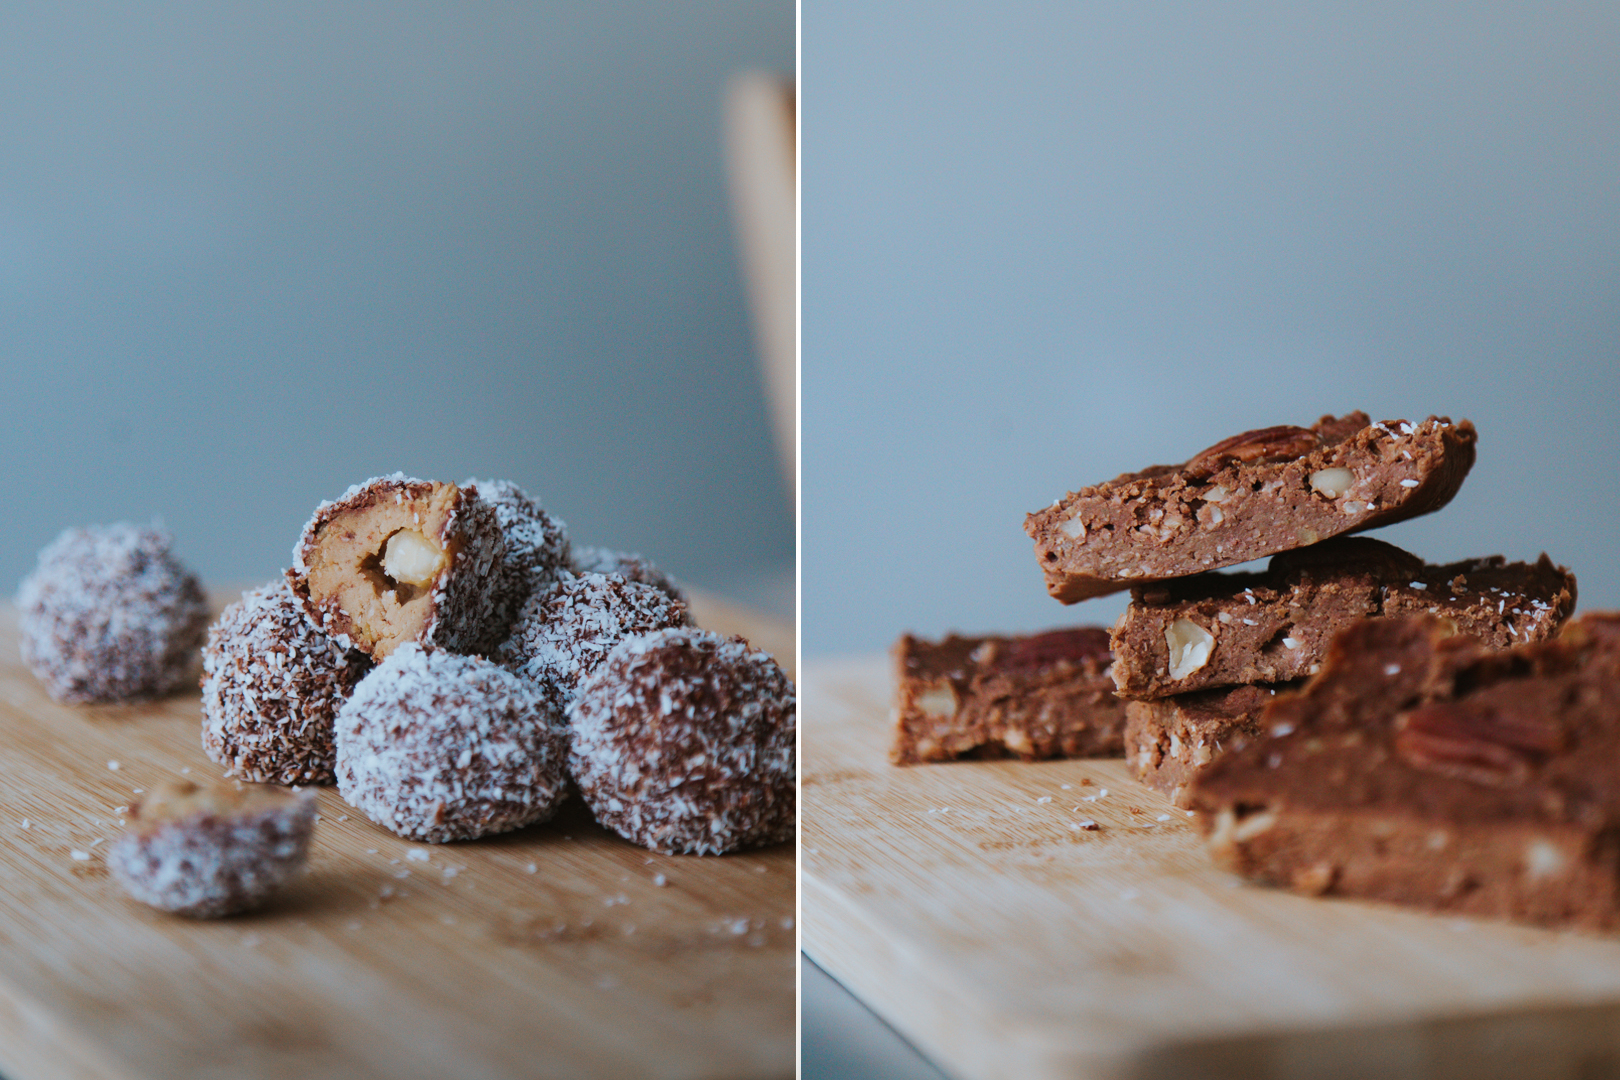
18;475;796;871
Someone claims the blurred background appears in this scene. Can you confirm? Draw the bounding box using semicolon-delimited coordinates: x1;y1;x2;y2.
0;2;794;618
804;0;1619;658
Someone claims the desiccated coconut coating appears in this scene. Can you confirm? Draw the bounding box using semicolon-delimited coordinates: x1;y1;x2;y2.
496;571;690;714
107;781;316;918
461;478;571;602
201;580;372;785
335;644;570;843
288;474;509;660
572;546;685;604
570;627;796;856
17;524;210;704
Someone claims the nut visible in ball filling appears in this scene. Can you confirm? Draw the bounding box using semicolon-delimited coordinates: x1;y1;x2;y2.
107;781;316;918
569;627;795;855
17;523;210;704
201;580;372;785
335;644;570;843
287;474;509;659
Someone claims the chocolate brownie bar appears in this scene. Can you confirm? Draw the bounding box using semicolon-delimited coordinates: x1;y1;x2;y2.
1187;613;1620;930
1124;683;1298;806
1025;413;1478;602
1110;537;1575;699
892;628;1125;764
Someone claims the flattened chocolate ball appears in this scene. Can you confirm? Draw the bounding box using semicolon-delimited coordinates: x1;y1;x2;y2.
495;571;689;714
335;644;569;843
17;524;210;704
288;474;509;659
107;780;316;918
202;580;372;785
569;627;795;855
572;546;685;605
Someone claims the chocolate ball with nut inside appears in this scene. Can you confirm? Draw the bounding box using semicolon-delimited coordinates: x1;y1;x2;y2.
107;781;316;918
287;474;510;659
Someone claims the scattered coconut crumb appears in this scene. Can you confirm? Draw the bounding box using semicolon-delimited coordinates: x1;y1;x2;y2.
180;767;191;774
525;862;538;874
653;873;667;886
69;849;91;861
1076;820;1099;831
1155;814;1171;822
406;849;430;863
1036;796;1052;804
107;760;120;771
19;819;28;829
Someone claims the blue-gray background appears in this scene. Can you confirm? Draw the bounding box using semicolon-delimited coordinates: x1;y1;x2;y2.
804;1;1619;657
1;3;794;615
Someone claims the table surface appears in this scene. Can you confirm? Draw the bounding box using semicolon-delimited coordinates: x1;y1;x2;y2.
802;654;1620;1080
0;589;795;1080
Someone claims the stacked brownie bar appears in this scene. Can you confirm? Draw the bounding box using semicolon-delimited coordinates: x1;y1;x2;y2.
1017;412;1578;805
898;409;1612;929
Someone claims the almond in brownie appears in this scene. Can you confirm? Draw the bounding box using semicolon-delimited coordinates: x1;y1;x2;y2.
1124;683;1298;807
1025;413;1478;603
1110;537;1575;699
892;628;1124;764
1187;613;1620;930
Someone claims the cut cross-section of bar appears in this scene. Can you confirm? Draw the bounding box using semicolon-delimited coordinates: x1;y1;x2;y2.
1024;413;1478;603
1109;537;1575;700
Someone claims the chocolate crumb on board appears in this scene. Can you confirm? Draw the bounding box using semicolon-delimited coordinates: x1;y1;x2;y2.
287;474;509;660
892;627;1125;764
1188;613;1620;930
17;523;210;704
107;780;316;918
335;644;570;843
201;579;372;785
569;627;795;856
1025;413;1478;603
572;546;686;605
1110;537;1574;699
496;571;689;715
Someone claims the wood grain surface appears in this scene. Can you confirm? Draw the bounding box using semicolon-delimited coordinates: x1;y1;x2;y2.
0;591;794;1080
802;656;1620;1080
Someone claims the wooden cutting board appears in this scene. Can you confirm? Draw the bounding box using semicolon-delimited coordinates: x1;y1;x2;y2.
802;657;1620;1080
0;592;794;1080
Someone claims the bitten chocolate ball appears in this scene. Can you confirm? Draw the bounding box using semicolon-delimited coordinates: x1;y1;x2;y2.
495;572;689;714
17;524;210;704
107;780;316;918
569;627;796;855
201;580;372;785
335;644;569;843
288;474;509;659
572;546;685;605
461;478;571;616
